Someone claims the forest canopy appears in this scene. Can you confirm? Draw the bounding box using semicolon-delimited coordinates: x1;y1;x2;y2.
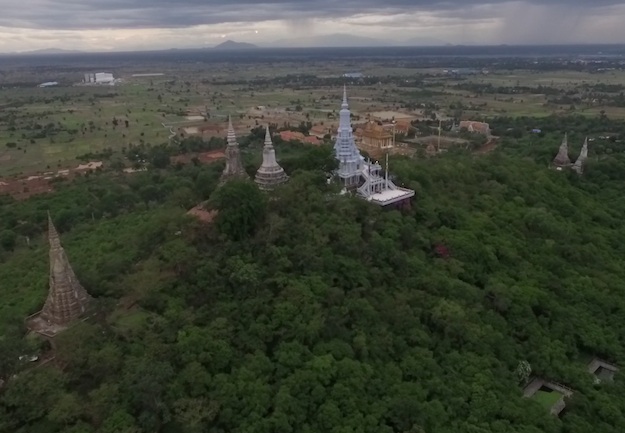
1;128;625;433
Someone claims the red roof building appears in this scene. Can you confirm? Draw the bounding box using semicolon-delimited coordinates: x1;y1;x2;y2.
459;121;491;136
278;130;321;145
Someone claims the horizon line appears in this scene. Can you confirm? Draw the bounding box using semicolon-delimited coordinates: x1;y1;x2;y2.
4;42;625;56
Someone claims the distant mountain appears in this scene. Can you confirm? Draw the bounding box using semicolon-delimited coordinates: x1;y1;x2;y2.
17;48;84;55
213;40;258;50
269;33;393;48
398;37;450;47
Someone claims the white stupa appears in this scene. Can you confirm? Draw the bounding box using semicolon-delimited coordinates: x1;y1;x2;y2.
254;125;288;190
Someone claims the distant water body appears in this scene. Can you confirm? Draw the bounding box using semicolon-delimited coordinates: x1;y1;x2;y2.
3;44;625;67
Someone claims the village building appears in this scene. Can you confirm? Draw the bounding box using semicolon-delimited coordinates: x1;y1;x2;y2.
523;378;574;417
459;120;491;136
309;124;331;139
278;130;321;145
392;120;414;135
355;121;394;157
587;358;619;383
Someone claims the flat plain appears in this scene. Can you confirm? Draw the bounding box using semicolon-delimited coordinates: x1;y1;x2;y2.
3;50;625;176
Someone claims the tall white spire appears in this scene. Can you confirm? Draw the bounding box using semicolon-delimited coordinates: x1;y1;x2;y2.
330;87;415;207
335;86;364;186
255;125;288;190
572;137;588;175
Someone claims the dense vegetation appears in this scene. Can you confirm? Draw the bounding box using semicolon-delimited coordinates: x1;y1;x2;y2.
2;129;625;433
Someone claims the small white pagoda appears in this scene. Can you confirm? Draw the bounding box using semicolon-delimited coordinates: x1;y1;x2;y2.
255;125;288;190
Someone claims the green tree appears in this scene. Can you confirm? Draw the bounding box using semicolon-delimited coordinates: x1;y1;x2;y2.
0;230;16;251
210;180;267;241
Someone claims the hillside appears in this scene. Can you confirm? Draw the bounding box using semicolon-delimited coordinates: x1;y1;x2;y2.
2;120;625;432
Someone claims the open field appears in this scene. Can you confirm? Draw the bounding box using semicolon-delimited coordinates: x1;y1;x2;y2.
4;50;625;176
533;390;564;409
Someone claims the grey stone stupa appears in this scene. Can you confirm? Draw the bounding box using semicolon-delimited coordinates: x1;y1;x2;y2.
220;116;248;183
254;125;288;190
572;137;588;175
26;213;92;337
552;133;572;169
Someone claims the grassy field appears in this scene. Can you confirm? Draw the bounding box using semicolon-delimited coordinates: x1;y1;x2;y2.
4;62;625;177
532;390;563;408
0;80;192;176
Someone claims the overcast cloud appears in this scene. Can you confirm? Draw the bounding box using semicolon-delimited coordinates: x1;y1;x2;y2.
0;0;624;52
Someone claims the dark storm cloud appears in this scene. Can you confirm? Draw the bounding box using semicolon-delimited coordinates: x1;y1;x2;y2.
1;0;620;29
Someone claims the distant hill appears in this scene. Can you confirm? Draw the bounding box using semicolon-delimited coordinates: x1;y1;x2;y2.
270;33;392;48
213;40;258;50
398;37;450;47
17;48;84;55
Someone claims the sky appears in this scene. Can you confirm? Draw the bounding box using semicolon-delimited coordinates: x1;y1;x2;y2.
1;0;625;52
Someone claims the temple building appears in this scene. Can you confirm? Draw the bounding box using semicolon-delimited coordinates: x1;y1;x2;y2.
459;120;491;136
334;87;415;207
572;137;588;175
356;120;393;158
255;125;288;190
26;214;92;338
220;116;248;183
587;358;619;384
552;133;572;169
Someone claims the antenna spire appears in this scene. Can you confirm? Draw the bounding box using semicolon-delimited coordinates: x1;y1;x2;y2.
385;153;389;189
438;119;442;152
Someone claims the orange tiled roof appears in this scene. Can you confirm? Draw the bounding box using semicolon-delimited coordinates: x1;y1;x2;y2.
279;131;306;141
362;121;392;139
310;125;328;135
279;130;320;145
459;120;490;134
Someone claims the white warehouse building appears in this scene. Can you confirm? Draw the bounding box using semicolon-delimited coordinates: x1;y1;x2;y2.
94;72;115;84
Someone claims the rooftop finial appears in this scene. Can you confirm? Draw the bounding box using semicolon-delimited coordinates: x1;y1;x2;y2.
264;125;273;147
227;115;237;146
342;85;348;109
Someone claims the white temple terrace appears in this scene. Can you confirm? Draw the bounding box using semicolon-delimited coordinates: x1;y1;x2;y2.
334;86;414;207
